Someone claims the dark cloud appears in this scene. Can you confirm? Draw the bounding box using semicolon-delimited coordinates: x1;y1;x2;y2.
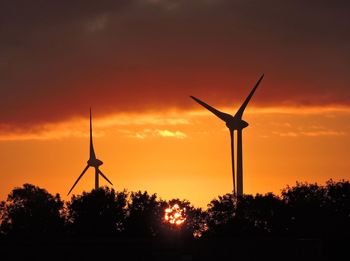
1;0;349;127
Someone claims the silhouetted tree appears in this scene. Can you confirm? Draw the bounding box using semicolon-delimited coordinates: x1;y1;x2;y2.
236;193;288;235
1;179;349;243
0;201;6;237
183;205;207;238
324;179;350;237
280;180;350;238
0;184;64;238
66;187;127;236
207;193;235;224
281;182;329;237
204;180;350;239
124;191;165;237
205;193;289;237
205;193;241;236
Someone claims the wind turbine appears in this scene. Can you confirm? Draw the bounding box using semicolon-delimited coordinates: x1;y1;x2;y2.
190;74;264;197
67;109;113;195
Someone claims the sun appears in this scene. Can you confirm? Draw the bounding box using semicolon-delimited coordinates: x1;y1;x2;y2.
164;204;186;226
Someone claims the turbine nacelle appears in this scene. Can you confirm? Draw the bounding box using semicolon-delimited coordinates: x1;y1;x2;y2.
87;158;103;167
226;118;249;131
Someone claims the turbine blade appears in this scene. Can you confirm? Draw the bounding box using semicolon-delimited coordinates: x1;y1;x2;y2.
90;108;96;160
67;165;90;195
98;169;113;186
190;96;232;122
234;74;264;119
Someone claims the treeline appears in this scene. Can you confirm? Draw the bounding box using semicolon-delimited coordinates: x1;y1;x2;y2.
0;180;349;240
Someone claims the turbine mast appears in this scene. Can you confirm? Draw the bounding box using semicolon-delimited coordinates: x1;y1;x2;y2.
230;130;236;196
95;167;99;190
237;129;243;196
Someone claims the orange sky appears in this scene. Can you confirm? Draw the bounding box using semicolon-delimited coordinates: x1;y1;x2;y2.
1;1;350;208
1;105;349;208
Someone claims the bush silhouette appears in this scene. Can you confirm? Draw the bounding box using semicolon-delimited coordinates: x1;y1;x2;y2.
0;184;64;238
123;191;165;237
66;187;127;236
205;193;282;236
282;180;350;238
325;179;350;237
205;193;242;236
0;179;349;241
236;193;288;235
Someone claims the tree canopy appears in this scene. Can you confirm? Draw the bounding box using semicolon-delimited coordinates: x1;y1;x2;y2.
0;184;64;238
1;180;349;240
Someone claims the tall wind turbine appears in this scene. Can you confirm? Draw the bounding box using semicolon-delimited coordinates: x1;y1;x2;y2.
190;74;264;196
67;109;113;195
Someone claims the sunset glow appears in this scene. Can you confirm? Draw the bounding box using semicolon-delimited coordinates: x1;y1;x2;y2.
164;204;186;226
0;106;349;207
1;0;349;210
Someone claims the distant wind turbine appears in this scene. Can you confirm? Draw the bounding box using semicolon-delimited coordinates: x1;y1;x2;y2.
190;74;264;197
67;109;113;195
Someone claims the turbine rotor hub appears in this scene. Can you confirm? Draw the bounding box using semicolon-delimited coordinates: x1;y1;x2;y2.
87;158;103;167
226;119;249;130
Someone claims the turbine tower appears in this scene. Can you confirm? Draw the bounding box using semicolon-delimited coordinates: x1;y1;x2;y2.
190;74;264;196
67;109;113;195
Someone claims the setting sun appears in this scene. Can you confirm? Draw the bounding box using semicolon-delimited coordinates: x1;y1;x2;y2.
164;204;186;226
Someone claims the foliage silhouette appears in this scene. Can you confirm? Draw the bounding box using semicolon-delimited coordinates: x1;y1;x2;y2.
236;193;288;235
204;193;274;236
66;187;127;236
1;180;349;240
0;180;349;260
206;193;236;236
204;180;350;239
0;184;64;238
324;179;350;238
123;191;165;237
282;180;350;238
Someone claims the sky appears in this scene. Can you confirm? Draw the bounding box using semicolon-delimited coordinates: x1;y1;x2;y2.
1;0;350;208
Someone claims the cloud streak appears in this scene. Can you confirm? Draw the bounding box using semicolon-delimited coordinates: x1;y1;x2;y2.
156;129;187;139
0;112;190;141
1;106;350;141
273;130;346;138
120;128;187;139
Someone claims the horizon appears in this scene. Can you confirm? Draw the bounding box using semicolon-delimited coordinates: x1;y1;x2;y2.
1;104;349;208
